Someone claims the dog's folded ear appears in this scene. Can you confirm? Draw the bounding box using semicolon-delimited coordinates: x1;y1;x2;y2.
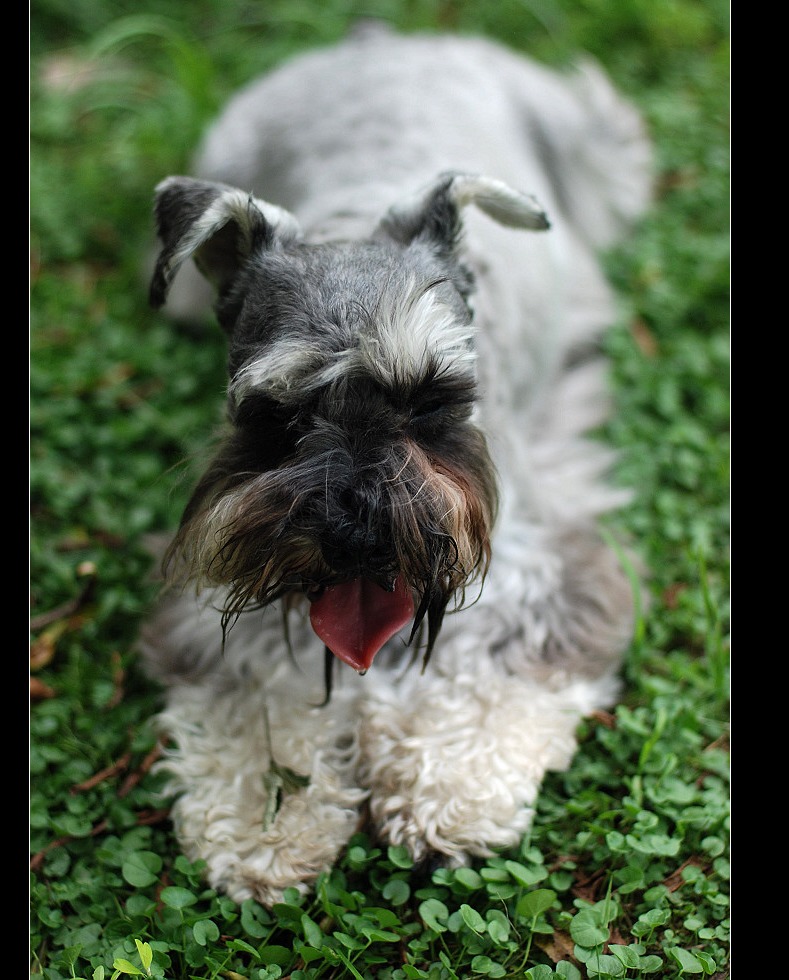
377;172;550;255
149;176;302;309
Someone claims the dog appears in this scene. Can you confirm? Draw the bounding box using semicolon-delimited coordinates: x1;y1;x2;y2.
140;24;652;906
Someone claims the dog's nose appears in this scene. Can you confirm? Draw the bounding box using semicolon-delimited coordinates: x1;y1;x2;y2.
319;488;397;585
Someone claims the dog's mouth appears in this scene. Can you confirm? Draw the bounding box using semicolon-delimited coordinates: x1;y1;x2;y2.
308;576;415;673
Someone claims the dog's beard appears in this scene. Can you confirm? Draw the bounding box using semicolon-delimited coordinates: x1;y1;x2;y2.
163;425;496;671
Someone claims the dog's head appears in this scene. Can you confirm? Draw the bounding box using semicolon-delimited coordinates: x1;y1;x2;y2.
150;173;548;672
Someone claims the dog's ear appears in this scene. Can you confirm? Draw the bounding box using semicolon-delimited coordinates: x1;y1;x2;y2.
377;172;550;254
149;176;302;308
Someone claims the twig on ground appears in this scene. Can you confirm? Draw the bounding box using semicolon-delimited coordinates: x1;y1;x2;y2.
118;742;164;798
70;752;132;793
30;564;98;633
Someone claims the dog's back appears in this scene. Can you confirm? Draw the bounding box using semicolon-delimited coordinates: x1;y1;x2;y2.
192;27;650;247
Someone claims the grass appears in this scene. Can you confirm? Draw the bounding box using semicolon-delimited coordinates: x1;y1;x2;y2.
30;0;730;977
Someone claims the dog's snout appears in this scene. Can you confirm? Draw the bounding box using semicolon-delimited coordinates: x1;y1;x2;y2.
319;486;397;584
337;486;362;517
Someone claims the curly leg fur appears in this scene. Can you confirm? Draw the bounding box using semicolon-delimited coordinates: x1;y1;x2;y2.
141;603;369;905
359;669;617;864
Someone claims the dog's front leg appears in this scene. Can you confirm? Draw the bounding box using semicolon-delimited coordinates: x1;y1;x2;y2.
151;663;368;906
357;666;609;866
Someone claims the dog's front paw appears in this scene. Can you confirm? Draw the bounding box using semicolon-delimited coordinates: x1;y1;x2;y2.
359;671;589;866
172;781;364;906
364;758;537;867
154;682;368;906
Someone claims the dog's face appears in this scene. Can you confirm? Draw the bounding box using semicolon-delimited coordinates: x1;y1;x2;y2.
150;174;547;671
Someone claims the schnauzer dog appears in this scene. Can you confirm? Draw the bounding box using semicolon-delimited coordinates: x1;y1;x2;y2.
140;25;652;905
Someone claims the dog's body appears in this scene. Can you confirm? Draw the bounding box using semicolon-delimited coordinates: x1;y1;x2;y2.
140;26;652;905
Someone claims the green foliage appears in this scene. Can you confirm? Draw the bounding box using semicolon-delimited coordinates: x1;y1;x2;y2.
30;0;729;976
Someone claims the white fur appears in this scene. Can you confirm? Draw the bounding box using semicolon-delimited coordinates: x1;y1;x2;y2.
143;27;652;905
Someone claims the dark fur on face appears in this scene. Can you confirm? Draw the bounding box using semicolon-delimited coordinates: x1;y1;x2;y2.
152;177;504;665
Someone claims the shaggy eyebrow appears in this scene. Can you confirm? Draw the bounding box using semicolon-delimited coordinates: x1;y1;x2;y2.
384;361;477;407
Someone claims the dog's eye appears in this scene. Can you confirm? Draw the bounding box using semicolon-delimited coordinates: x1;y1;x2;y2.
232;394;300;466
234;394;291;427
408;395;474;438
411;399;445;422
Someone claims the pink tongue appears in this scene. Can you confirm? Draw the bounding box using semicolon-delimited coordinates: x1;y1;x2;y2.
309;577;414;672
